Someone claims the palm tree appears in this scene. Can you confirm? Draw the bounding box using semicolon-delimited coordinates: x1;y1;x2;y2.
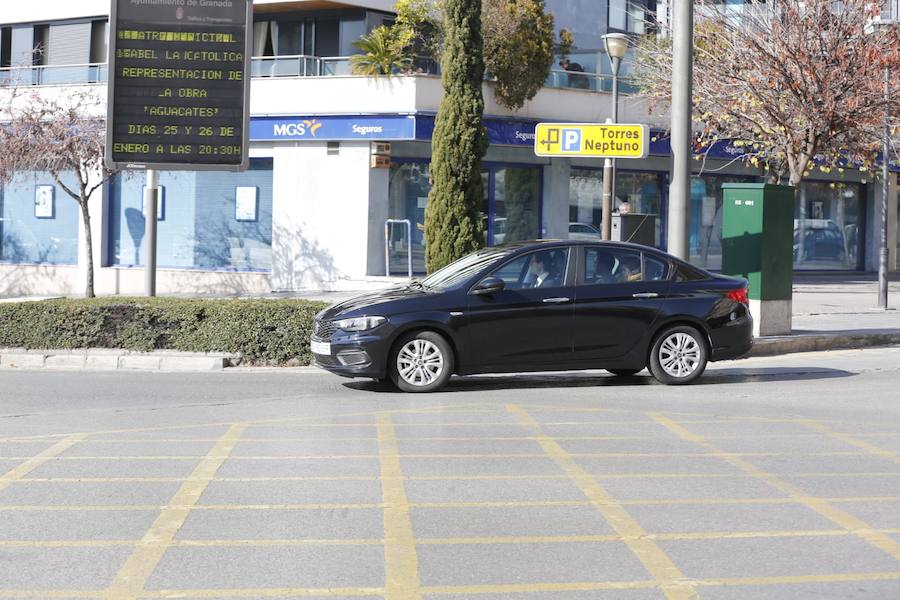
350;26;413;76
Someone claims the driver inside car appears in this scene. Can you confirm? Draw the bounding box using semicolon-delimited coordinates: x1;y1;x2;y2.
527;253;559;288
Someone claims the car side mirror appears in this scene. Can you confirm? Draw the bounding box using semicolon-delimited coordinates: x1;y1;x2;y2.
471;276;505;296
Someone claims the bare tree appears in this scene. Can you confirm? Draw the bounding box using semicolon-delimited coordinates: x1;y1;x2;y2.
0;86;117;297
633;0;900;188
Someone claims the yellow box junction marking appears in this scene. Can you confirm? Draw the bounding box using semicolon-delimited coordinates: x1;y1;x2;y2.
0;434;87;492
377;413;422;600
800;420;900;465
649;412;900;563
506;404;698;600
102;422;248;600
534;123;649;158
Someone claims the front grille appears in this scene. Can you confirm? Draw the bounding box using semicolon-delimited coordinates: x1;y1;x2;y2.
313;319;338;340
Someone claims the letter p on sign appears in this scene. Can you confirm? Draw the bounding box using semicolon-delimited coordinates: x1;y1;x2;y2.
562;128;582;152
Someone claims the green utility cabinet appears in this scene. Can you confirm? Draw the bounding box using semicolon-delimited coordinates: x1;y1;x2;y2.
721;183;794;303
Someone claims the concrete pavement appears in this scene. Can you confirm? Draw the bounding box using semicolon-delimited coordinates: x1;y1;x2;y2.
1;348;900;598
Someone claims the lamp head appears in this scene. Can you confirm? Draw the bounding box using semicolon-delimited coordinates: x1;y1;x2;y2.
602;33;630;60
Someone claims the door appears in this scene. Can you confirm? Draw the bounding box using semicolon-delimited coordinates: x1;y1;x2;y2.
465;247;575;369
573;246;671;362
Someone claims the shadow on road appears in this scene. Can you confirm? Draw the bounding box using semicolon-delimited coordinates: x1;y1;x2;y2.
343;367;856;393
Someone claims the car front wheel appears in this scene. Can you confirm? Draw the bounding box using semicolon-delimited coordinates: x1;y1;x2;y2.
649;325;708;385
390;331;454;393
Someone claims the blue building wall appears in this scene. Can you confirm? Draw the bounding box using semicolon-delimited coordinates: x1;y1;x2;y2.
0;171;80;265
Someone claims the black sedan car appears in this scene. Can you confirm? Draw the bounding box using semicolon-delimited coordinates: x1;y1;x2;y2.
312;240;752;392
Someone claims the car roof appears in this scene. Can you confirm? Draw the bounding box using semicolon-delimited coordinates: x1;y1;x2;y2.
499;239;670;255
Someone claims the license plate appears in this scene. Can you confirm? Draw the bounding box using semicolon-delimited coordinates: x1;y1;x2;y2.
311;340;331;356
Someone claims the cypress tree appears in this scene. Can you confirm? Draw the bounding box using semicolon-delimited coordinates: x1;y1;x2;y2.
424;0;487;273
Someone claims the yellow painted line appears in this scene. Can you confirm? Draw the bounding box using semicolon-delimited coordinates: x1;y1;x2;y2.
5;450;881;462
422;571;900;595
102;422;248;600
5;495;900;514
423;581;661;594
376;413;422;600
0;592;102;598
0;434;88;492
139;588;384;598
693;571;900;587
507;404;698;600
801;420;900;465
8;571;900;599
13;527;900;550
649;412;900;564
55;471;874;486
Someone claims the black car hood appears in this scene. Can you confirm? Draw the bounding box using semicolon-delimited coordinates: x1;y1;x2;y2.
321;285;429;319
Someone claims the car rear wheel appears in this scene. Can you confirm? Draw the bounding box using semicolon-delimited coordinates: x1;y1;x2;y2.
607;368;642;377
390;331;454;393
649;325;708;385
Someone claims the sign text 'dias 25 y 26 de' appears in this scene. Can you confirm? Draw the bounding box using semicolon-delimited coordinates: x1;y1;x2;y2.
105;0;252;172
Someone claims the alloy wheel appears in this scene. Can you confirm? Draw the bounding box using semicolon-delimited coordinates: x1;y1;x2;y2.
658;332;702;379
396;339;444;387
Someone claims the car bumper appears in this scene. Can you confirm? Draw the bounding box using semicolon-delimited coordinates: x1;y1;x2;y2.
710;314;754;361
311;330;391;379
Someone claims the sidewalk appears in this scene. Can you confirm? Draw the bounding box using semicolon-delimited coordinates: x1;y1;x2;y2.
751;273;900;355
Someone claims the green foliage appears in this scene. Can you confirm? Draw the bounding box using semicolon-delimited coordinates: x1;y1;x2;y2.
424;0;488;273
350;25;414;75
482;0;556;110
0;297;328;366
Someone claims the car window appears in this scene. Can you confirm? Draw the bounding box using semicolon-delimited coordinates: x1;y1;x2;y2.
643;254;669;281
487;248;570;290
583;247;643;284
674;263;708;282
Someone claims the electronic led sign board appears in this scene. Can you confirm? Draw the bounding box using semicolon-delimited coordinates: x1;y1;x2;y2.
106;0;252;171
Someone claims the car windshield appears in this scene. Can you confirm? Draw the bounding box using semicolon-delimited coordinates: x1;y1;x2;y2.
421;247;512;290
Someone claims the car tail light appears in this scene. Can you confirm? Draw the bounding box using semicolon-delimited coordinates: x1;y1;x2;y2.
725;287;749;306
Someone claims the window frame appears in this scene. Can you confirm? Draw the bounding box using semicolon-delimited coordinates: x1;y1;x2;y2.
474;246;576;291
576;245;674;286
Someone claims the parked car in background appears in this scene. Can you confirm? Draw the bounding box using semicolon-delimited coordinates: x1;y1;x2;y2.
568;222;602;240
312;240;753;392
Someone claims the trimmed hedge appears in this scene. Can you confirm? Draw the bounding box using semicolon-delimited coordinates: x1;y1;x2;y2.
0;297;329;366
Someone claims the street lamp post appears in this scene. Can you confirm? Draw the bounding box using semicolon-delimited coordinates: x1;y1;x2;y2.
871;6;895;309
601;33;630;241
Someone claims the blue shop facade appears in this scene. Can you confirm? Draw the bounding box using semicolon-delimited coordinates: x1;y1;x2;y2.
1;111;897;296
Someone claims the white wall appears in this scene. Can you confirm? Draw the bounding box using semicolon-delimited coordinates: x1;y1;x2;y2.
252;75;668;127
1;0;394;24
270;141;374;291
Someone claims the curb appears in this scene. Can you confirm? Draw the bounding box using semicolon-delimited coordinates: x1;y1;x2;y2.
0;348;239;371
750;331;900;357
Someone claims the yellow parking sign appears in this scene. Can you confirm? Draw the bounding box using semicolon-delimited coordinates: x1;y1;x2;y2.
534;123;649;158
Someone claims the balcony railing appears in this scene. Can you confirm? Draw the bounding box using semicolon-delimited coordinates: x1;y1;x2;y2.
0;57;635;94
0;62;107;86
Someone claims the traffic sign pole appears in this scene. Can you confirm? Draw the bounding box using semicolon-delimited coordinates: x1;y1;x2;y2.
143;169;158;297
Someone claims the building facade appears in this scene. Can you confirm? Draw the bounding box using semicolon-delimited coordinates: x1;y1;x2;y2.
0;0;897;298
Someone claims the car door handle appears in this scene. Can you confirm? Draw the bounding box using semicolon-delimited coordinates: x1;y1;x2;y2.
632;292;659;299
542;297;571;304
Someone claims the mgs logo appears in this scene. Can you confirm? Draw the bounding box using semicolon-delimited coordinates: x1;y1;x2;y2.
273;119;324;137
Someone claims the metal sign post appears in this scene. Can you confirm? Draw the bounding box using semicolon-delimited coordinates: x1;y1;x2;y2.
535;122;650;240
143;170;158;296
106;0;253;296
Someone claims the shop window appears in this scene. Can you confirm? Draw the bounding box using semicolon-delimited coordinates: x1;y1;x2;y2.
569;168;602;233
617;171;663;247
689;174;756;271
108;159;274;271
493;167;540;245
794;181;864;270
0;171;79;265
388;161;542;274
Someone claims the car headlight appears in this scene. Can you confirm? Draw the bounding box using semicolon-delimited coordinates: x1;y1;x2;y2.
335;316;386;332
